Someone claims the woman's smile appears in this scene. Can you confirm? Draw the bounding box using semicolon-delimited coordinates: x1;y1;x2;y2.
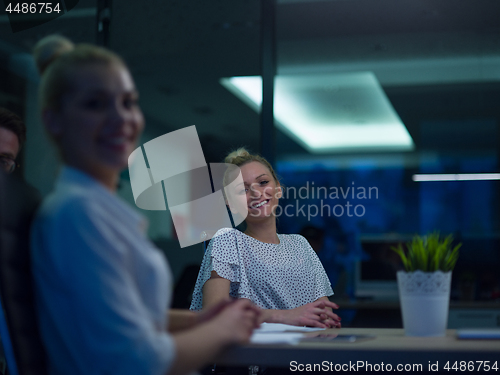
250;199;270;209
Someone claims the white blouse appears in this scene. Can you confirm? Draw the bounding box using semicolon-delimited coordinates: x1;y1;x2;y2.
190;228;333;311
31;167;175;375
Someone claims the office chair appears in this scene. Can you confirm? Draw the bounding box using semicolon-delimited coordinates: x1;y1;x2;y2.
0;173;47;375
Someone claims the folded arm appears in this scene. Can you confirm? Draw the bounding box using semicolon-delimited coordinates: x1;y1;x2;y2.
258;297;341;328
202;272;341;328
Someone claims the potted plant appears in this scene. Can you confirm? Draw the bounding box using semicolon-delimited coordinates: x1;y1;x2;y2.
392;232;461;337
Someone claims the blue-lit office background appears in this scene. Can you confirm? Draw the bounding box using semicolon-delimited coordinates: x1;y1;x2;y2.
1;0;499;326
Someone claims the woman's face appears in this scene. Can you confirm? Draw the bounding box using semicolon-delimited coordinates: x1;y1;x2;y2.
47;62;144;181
239;161;281;221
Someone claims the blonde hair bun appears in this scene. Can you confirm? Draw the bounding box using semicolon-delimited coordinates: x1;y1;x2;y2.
224;147;251;164
223;147;279;185
33;35;74;75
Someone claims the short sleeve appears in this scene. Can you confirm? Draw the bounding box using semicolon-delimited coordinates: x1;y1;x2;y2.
210;229;243;282
189;228;241;311
297;235;334;299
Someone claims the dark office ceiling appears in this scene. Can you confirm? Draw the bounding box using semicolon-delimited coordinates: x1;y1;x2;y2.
1;0;500;163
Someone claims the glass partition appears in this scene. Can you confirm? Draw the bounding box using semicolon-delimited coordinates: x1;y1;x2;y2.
265;0;500;309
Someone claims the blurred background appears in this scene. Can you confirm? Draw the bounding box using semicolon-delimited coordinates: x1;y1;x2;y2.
1;0;499;327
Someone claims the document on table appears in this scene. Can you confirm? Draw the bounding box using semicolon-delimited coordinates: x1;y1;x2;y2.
250;323;325;344
255;323;326;333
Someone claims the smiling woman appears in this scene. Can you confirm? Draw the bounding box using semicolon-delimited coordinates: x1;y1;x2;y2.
33;35;142;190
190;148;342;329
29;35;260;375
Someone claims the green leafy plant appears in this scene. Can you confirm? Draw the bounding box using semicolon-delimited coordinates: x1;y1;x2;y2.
392;232;461;272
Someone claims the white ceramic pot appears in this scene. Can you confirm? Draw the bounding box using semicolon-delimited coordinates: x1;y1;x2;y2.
397;270;452;337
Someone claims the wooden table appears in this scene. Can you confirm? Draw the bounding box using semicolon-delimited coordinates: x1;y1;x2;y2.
217;328;500;371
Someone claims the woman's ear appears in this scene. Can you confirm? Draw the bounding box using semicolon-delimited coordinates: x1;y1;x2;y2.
42;109;64;138
275;185;283;199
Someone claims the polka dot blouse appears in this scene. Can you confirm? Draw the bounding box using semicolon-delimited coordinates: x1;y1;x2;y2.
189;228;334;311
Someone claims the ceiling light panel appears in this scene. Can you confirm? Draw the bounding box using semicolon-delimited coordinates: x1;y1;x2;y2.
221;72;414;153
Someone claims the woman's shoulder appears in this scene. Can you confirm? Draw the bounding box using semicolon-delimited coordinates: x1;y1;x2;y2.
279;233;308;244
205;228;245;263
213;227;238;237
35;187;101;228
279;233;317;252
209;228;241;246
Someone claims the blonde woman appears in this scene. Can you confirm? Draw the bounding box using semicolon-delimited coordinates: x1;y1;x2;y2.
30;35;259;375
190;148;341;328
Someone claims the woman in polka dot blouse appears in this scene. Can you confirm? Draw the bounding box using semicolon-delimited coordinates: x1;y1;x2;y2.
190;148;341;328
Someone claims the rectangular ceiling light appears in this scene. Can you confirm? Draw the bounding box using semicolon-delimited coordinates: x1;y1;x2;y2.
221;72;414;153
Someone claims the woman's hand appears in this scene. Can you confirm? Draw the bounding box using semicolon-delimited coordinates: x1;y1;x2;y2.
272;299;341;328
317;297;342;328
170;299;261;374
208;298;261;345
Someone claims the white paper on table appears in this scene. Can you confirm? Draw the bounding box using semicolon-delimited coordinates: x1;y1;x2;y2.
250;332;305;345
254;323;326;333
249;323;326;344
